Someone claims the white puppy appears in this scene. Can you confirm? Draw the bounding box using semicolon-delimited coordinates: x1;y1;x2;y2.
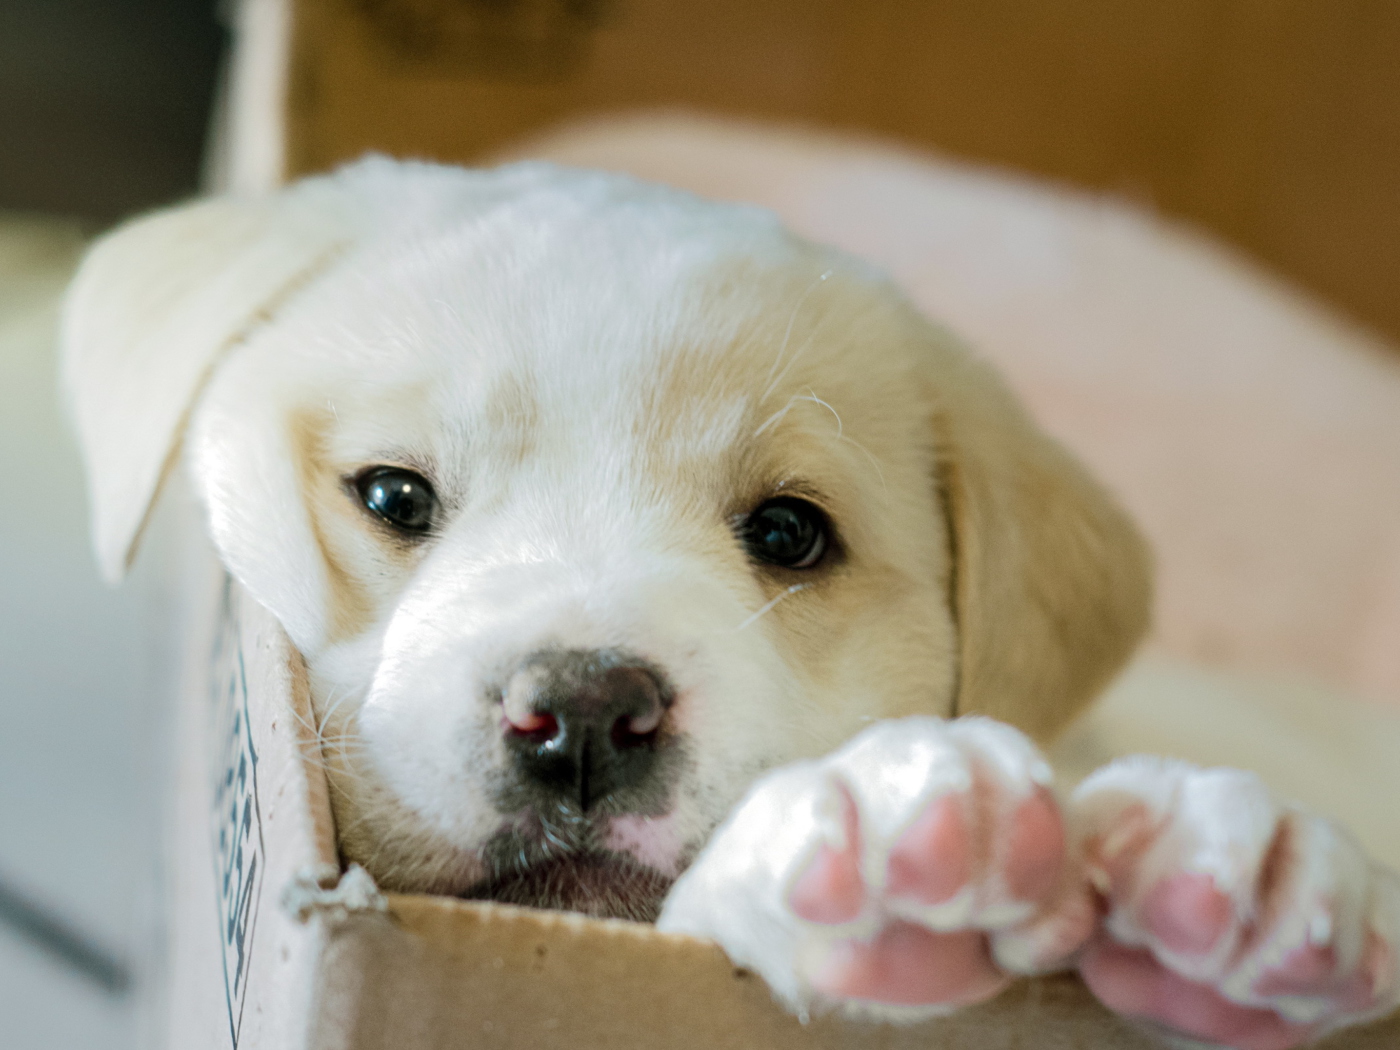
62;158;1399;1050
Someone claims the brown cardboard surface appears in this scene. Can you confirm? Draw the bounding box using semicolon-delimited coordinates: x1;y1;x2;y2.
312;894;1400;1049
312;899;1160;1050
280;0;1400;348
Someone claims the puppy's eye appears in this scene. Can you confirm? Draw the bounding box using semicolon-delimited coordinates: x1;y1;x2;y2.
742;498;829;569
355;467;437;533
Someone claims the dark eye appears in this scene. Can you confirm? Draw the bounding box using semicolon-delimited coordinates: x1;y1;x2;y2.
742;498;829;569
355;467;437;533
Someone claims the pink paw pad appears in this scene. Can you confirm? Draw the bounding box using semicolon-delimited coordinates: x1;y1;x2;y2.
790;841;865;925
789;786;865;925
1253;930;1386;1011
1252;943;1339;998
887;794;970;905
1081;938;1317;1050
1003;790;1066;902
1141;872;1235;955
811;921;1008;1007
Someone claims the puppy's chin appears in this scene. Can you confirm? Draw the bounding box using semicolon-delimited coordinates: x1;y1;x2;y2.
461;853;675;923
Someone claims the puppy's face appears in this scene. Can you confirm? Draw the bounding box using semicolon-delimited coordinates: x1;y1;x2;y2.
193;189;956;917
64;161;1149;921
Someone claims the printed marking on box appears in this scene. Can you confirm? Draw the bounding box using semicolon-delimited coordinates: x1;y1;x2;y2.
211;578;266;1048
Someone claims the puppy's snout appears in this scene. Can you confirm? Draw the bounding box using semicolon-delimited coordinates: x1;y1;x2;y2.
500;650;671;811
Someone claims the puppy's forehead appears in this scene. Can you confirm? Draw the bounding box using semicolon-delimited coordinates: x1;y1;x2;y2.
272;181;923;487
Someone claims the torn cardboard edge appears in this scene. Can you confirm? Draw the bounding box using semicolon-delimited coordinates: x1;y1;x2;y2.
159;554;1400;1049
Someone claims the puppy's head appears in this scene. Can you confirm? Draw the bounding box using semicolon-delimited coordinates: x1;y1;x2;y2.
63;158;1149;919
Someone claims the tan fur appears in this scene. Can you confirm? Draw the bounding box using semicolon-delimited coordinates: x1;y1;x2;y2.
929;346;1153;742
289;407;376;642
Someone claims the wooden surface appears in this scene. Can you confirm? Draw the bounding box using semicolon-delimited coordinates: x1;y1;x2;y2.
284;0;1400;346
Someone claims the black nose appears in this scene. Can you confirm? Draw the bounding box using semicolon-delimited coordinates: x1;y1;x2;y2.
500;649;671;811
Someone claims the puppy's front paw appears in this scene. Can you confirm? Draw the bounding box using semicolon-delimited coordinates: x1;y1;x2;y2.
1074;758;1400;1050
657;717;1095;1020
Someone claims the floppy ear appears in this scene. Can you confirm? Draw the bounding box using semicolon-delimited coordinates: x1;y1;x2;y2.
60;185;357;584
933;349;1152;743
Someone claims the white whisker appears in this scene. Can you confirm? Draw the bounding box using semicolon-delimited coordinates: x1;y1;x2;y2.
753;389;841;440
735;583;809;631
796;390;842;439
752;394;800;438
761;270;832;403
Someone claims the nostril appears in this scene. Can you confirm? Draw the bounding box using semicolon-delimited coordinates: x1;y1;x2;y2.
609;712;657;751
603;665;665;742
505;709;560;743
624;700;663;736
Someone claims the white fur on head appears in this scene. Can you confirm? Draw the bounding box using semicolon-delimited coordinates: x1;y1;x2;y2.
60;157;571;585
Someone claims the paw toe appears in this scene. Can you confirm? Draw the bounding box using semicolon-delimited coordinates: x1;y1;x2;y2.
789;782;866;925
1252;929;1390;1012
790;841;865;925
1081;937;1316;1050
1003;789;1066;903
1251;942;1340;998
810;922;1007;1007
1141;871;1235;956
887;794;970;906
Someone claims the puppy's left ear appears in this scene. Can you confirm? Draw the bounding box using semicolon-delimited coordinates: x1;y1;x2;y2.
61;186;355;584
933;345;1153;743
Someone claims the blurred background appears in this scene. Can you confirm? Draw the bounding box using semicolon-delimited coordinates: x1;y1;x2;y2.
1;3;223;1048
1;2;1398;1048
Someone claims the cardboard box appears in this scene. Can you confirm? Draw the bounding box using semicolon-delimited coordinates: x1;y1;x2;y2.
163;2;1400;1046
